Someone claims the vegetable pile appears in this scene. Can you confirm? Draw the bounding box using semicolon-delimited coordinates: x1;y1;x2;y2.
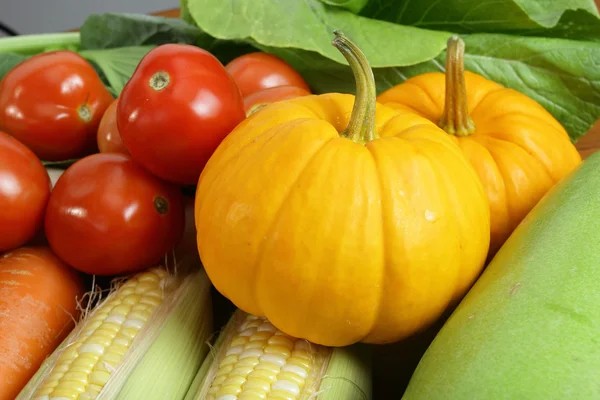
0;0;599;398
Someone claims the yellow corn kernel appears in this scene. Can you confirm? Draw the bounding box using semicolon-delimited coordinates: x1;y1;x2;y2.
32;268;168;400
19;259;213;400
185;309;373;400
203;313;324;400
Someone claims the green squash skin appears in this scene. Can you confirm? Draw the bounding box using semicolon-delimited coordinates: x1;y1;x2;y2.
402;152;600;400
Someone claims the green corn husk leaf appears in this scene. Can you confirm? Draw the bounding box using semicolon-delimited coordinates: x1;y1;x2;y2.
17;256;213;400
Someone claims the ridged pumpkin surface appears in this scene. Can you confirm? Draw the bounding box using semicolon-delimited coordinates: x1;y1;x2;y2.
195;92;490;346
378;71;581;256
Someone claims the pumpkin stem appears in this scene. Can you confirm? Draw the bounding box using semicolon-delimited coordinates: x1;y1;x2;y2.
331;30;376;144
439;35;476;136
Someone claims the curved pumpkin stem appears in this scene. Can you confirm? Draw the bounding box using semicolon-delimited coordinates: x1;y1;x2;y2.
439;35;476;136
331;30;376;144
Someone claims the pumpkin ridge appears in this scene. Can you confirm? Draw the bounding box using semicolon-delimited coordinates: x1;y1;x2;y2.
482;138;522;229
365;133;486;343
364;145;387;339
481;135;555;184
417;144;470;304
466;87;507;120
196;121;324;315
284;94;371;137
398;80;442;120
400;136;467;305
195;120;300;227
392;124;466;159
455;137;510;232
208;114;319;175
472;111;569;143
251;135;337;324
364;136;418;342
414;77;447;114
383;102;430;120
467;88;568;137
281;100;333;124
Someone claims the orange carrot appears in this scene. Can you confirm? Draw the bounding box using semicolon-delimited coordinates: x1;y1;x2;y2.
0;246;85;400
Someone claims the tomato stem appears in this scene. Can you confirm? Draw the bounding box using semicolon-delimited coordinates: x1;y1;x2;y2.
439;35;475;136
150;71;170;91
331;30;376;144
154;197;169;215
77;105;92;123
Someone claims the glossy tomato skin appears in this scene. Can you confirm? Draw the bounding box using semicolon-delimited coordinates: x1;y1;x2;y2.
0;132;51;252
0;51;114;161
225;52;311;98
97;98;129;155
44;153;185;276
117;44;246;185
243;85;311;116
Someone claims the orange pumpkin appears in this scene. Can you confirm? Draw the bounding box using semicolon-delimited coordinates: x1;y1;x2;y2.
377;36;582;257
195;31;490;347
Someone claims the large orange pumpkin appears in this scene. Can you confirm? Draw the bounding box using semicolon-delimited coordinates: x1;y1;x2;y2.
377;36;581;257
195;31;490;346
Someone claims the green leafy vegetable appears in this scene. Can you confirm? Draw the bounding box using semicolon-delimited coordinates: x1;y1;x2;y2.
79;13;213;50
516;9;600;41
246;44;436;94
461;33;600;141
186;0;451;67
512;0;598;26
360;0;600;40
79;46;155;95
0;53;27;79
180;0;195;25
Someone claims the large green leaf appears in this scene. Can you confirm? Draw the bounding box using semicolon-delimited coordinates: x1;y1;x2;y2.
514;0;599;25
461;33;600;141
186;0;451;67
360;0;600;40
79;13;215;50
521;9;600;41
252;43;439;94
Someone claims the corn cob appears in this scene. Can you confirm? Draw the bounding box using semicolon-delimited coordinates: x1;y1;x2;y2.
17;262;213;400
186;310;372;400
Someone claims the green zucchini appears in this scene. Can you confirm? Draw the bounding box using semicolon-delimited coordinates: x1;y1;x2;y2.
403;151;600;400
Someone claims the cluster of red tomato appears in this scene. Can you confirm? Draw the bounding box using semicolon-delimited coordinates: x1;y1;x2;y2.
0;43;311;277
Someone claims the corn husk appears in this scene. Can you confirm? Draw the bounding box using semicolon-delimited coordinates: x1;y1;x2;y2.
185;309;372;400
17;253;213;400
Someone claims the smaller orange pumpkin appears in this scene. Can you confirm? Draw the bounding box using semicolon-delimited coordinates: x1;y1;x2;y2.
377;36;582;257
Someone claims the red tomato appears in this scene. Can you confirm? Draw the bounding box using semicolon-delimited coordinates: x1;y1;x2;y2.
243;85;311;116
225;52;311;98
117;44;246;185
0;132;51;252
44;153;185;276
0;51;114;161
97;98;128;155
